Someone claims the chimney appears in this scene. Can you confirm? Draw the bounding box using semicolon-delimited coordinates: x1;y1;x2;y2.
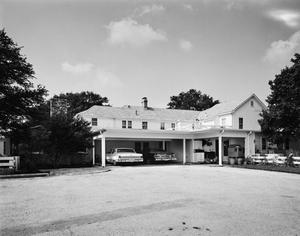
142;97;148;109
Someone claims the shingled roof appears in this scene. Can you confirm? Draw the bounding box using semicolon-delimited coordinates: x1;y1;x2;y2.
78;105;200;122
197;94;266;121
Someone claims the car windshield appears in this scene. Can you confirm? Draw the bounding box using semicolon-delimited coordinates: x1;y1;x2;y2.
116;148;135;153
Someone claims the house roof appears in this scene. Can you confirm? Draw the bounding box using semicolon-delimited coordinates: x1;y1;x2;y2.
197;101;241;120
197;94;267;121
78;93;266;123
78;105;200;122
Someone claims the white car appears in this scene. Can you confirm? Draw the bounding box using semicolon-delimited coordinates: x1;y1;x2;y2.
106;148;143;165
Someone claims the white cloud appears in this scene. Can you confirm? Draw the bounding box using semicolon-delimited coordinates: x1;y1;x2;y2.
263;31;300;65
106;18;167;47
202;0;272;10
183;4;194;11
61;62;94;74
137;4;165;17
179;39;193;52
268;10;300;28
95;68;122;88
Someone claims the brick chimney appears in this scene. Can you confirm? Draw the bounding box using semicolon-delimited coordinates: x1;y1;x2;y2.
142;97;148;109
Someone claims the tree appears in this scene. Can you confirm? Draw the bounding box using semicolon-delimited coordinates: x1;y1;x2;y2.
0;29;47;134
45;114;97;167
52;91;109;116
259;53;300;144
167;89;219;111
20;114;98;168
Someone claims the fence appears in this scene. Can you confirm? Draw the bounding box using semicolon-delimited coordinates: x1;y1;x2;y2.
0;156;20;170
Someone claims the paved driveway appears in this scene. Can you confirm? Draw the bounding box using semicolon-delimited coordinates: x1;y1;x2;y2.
0;165;299;235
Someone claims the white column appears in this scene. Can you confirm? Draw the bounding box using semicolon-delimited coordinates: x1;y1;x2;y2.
101;136;106;167
92;138;95;166
218;136;222;166
183;138;186;164
192;139;195;163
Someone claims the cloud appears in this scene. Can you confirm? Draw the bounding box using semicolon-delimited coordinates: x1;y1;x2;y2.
137;4;165;17
268;10;300;28
263;31;300;65
202;0;272;10
179;39;193;52
106;18;167;46
61;62;94;74
95;68;122;88
183;4;194;11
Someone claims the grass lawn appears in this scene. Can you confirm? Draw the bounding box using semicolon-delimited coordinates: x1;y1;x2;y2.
231;164;300;174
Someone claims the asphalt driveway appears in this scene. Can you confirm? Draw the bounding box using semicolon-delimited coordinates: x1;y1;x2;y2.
0;165;299;235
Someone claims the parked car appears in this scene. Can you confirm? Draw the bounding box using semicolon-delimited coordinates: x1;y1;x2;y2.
106;148;143;165
145;149;176;163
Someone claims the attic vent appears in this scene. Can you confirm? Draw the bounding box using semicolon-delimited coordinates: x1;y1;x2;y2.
135;110;138;116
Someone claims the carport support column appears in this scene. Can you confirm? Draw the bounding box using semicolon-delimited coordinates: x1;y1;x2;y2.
183;138;186;164
92;137;95;166
101;136;106;167
218;136;222;166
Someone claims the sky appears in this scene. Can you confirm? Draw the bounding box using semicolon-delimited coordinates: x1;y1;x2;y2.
1;0;300;108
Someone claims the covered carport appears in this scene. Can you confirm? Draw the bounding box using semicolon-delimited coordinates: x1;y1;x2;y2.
92;129;194;167
191;128;257;165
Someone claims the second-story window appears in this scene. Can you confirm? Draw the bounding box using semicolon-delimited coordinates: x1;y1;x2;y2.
160;122;165;130
142;121;148;130
171;123;175;130
91;118;98;126
128;120;132;129
239;117;243;129
122;120;126;128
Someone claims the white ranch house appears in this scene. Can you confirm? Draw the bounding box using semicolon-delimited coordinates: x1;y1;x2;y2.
77;94;267;167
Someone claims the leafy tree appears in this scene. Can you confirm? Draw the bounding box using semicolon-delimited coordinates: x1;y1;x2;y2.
20;114;98;167
52;91;109;116
45;114;97;167
259;53;300;144
0;29;47;134
167;89;219;111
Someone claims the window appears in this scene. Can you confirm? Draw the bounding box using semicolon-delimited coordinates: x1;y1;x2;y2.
160;122;165;130
171;123;175;130
122;120;126;128
91;118;97;126
142;121;148;130
250;100;254;107
239;117;243;129
128;120;132;129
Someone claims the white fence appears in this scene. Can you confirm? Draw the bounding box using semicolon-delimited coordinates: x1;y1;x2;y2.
0;156;20;170
250;154;300;166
